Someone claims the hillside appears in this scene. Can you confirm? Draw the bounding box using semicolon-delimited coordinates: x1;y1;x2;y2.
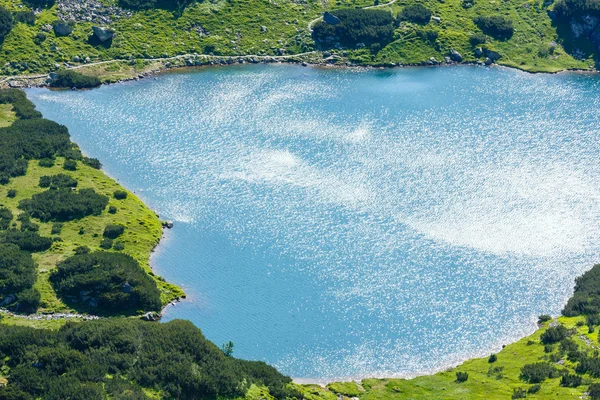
0;0;597;83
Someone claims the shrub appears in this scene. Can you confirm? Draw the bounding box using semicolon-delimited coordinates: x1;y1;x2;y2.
83;157;101;169
538;314;552;324
13;11;35;25
51;222;62;234
113;190;127;200
38;158;54;167
398;4;432;25
99;237;113;249
469;33;486;46
312;9;394;49
113;241;124;251
74;245;90;255
49;70;101;89
108;205;117;214
540;324;571;344
520;362;558;383
473;15;514;40
103;224;125;239
16;288;40;313
417;29;438;43
0;229;53;252
590;382;600;400
527;384;541;394
7;189;16;198
576;356;600;377
50;251;162;313
0;89;42;119
0;243;36;295
455;371;468;382
0;6;13;41
34;32;46;45
560;373;582;387
563;264;600;316
39;174;77;189
544;344;553;353
511;388;526;399
18;188;109;222
560;338;578;353
488;353;497;363
63;159;77;171
0;207;12;230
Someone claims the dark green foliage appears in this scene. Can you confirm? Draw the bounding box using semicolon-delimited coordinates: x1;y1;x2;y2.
398;4;431;25
511;388;526;399
576;356;600;377
34;32;46;45
13;11;35;25
0;89;42;119
118;0;157;10
473;15;514;40
417;29;438;43
118;0;195;14
103;224;124;239
112;241;124;251
588;314;600;328
18;188;108;222
50;251;161;313
74;245;90;255
39;174;77;189
99;237;113;249
18;214;39;232
0;243;36;296
560;338;578;353
527;384;541;394
38;158;54;168
63;159;77;171
455;371;468;382
50;222;62;235
590;382;600;400
563;264;600;316
222;340;234;357
544;344;554;353
0;319;292;399
560;373;582;387
554;0;600;19
0;207;12;229
49;70;101;89
83;157;101;169
469;33;486;46
520;362;558;383
22;0;55;8
108;205;117;214
540;324;571;344
0;6;13;41
0;229;52;252
538;314;552;324
488;353;497;363
7;189;16;198
16;288;40;313
113;190;127;200
312;9;394;49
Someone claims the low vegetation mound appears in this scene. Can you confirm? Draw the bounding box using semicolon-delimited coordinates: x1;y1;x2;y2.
50;251;162;313
554;0;600;19
18;188;108;222
312;9;395;51
0;229;53;252
39;174;78;189
0;243;36;299
0;319;293;399
397;4;432;25
473;15;514;40
49;70;101;89
563;264;600;316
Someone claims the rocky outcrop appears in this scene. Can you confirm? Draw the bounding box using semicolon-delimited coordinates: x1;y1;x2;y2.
485;49;502;62
92;26;115;42
449;49;463;62
53;23;72;37
57;0;131;24
323;12;341;25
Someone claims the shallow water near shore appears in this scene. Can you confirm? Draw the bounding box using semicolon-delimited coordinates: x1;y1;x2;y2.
26;64;600;381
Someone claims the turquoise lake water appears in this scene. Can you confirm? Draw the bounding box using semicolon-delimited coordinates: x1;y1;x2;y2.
26;65;600;381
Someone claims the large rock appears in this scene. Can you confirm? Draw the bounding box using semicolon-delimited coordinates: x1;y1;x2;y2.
92;26;115;42
449;49;463;62
485;49;502;62
53;23;73;37
323;11;341;25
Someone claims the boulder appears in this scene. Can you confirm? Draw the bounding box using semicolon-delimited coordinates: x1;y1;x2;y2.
474;47;483;57
485;57;493;65
53;23;73;37
431;16;441;23
323;11;341;25
260;25;268;32
449;49;463;62
92;26;115;42
485;49;502;61
142;311;161;321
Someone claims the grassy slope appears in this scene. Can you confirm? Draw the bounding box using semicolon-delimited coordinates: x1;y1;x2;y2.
0;103;183;314
295;316;598;399
0;0;593;75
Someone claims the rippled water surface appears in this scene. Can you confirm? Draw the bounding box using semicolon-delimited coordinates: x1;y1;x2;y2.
27;65;600;381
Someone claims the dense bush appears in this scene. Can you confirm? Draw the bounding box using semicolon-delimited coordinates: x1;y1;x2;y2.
554;0;600;19
39;174;78;189
0;229;53;252
0;243;36;296
38;158;54;168
18;188;108;222
7;189;16;198
469;33;486;46
0;319;293;399
118;0;195;13
0;207;12;230
540;324;571;344
63;159;77;171
0;6;13;41
590;382;600;399
108;205;117;214
397;4;432;25
563;264;600;316
103;224;125;239
576;356;600;377
13;11;35;25
16;287;40;313
99;237;113;249
50;251;162;313
560;373;582;387
83;157;101;169
538;314;552;324
488;353;497;363
312;9;395;49
473;15;514;40
455;371;468;382
520;362;558;383
0;89;42;119
113;190;127;200
49;70;101;89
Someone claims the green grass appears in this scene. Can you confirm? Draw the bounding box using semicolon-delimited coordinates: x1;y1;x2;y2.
0;0;593;76
0;156;184;314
